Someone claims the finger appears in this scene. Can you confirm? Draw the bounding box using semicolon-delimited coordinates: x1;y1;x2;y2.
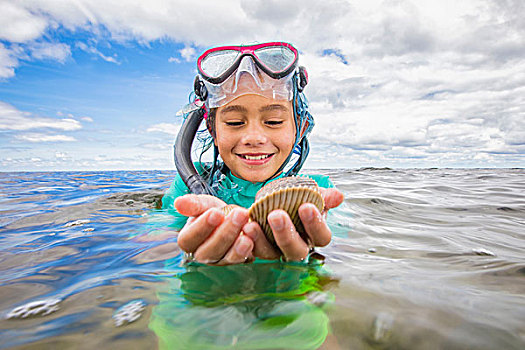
243;221;280;260
319;188;344;210
268;210;309;261
177;208;224;253
174;194;226;217
194;208;249;263
216;234;254;265
298;203;331;247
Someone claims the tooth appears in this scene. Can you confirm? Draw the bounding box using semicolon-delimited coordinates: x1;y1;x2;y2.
243;154;270;160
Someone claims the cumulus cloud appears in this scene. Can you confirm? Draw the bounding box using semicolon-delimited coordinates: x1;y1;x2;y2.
0;1;48;42
1;0;524;168
0;101;82;131
179;46;196;62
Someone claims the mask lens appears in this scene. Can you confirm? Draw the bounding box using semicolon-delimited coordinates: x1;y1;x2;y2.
254;46;296;73
200;50;240;78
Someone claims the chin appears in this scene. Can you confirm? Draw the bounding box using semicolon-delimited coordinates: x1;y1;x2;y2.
229;159;285;183
242;173;271;183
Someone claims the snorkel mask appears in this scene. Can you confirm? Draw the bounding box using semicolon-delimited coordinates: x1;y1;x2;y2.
196;42;298;108
175;42;313;195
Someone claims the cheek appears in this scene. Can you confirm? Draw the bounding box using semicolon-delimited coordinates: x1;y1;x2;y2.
282;122;296;151
276;132;295;153
214;131;232;152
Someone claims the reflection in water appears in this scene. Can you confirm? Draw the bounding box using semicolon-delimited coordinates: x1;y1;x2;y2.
150;259;337;350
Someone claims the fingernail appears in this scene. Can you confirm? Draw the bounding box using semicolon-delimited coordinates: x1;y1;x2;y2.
183;194;195;205
243;223;258;241
185;196;200;211
268;212;284;230
302;205;314;223
207;209;222;225
235;235;251;256
231;209;247;226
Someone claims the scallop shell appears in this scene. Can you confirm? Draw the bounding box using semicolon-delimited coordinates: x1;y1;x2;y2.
248;176;324;249
221;204;241;216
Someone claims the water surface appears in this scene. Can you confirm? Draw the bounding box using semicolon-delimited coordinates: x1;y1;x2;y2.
0;169;524;349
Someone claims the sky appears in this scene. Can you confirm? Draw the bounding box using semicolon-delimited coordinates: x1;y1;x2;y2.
1;0;524;171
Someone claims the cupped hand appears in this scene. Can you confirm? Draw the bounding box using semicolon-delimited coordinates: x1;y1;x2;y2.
175;194;254;265
243;187;344;261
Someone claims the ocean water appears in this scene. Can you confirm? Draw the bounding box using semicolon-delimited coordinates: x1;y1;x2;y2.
0;169;524;349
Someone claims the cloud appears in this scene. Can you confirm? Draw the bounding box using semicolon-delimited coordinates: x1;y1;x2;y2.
146;123;181;136
0;101;82;131
0;1;48;42
29;42;71;62
179;46;196;62
140;142;172;150
0;43;19;79
1;0;524;169
55;151;70;159
15;133;77;142
76;42;120;64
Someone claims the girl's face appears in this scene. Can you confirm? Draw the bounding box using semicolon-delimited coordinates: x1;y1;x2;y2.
214;94;295;183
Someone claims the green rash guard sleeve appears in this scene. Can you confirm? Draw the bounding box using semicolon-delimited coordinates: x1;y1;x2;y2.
160;172;191;230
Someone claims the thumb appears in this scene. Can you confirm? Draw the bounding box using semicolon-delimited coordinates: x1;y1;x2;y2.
174;194;226;217
320;188;344;210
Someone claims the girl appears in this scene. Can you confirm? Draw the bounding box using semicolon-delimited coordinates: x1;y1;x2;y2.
163;42;344;265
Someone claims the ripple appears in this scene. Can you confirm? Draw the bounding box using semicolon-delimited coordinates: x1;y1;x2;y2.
113;300;146;327
0;169;524;349
6;298;61;319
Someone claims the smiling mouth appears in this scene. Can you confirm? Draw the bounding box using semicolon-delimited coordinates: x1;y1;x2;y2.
238;154;273;160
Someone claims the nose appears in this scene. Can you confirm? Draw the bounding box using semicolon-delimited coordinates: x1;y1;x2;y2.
240;123;267;146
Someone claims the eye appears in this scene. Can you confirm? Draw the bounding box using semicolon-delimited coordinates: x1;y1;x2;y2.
225;121;244;127
265;120;284;126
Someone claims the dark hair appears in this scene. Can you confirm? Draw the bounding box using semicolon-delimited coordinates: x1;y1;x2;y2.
205;108;217;138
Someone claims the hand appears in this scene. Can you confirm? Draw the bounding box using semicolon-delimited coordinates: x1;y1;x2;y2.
175;194;254;265
243;187;344;261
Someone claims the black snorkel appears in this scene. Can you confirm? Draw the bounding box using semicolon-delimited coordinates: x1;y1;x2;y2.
173;106;215;195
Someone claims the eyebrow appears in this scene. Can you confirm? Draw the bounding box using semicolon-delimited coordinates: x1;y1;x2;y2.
258;104;289;113
220;105;248;115
219;103;290;116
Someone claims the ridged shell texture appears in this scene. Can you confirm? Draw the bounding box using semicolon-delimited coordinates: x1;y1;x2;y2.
248;176;324;247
